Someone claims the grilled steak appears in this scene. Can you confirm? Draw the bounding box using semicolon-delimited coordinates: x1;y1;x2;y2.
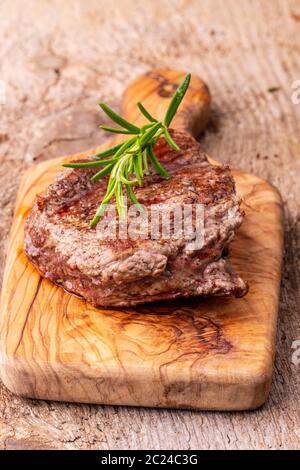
25;130;248;307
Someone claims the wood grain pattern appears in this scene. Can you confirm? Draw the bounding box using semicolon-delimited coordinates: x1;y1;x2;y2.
1;0;299;450
0;69;283;410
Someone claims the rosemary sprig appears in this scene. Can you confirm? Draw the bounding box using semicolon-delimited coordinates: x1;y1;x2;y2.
63;73;191;227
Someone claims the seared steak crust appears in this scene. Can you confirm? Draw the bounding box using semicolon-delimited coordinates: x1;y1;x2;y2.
25;130;247;307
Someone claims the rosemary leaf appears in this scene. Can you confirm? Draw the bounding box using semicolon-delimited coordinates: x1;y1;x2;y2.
99;103;140;134
140;122;162;146
102;179;117;203
120;175;138;185
113;136;137;159
141;123;156;132
126;184;144;211
63;160;105;168
148;144;171;179
137;102;157;122
91;162;115;182
99;125;134;135
134;155;142;186
137;151;143;178
89;203;108;228
163;127;180;151
92;143;123;159
164;73;191;127
116;182;126;218
142;148;149;174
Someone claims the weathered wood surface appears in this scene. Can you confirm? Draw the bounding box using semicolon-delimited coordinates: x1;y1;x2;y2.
0;0;299;450
0;69;283;411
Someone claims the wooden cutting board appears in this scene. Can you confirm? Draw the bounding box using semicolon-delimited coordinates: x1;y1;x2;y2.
0;70;283;410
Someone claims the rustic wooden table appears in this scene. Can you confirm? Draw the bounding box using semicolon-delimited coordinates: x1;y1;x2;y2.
0;0;299;450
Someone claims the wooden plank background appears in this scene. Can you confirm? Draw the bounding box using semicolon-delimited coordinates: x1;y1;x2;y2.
0;0;299;450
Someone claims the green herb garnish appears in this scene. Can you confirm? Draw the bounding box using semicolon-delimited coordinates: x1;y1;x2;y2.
63;73;191;227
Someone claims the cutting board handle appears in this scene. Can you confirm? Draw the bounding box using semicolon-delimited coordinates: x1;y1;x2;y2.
122;69;211;138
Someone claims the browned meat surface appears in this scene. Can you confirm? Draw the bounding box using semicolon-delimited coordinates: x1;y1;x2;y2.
24;130;248;307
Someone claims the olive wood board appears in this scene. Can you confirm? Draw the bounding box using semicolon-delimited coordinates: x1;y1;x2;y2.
0;70;284;410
